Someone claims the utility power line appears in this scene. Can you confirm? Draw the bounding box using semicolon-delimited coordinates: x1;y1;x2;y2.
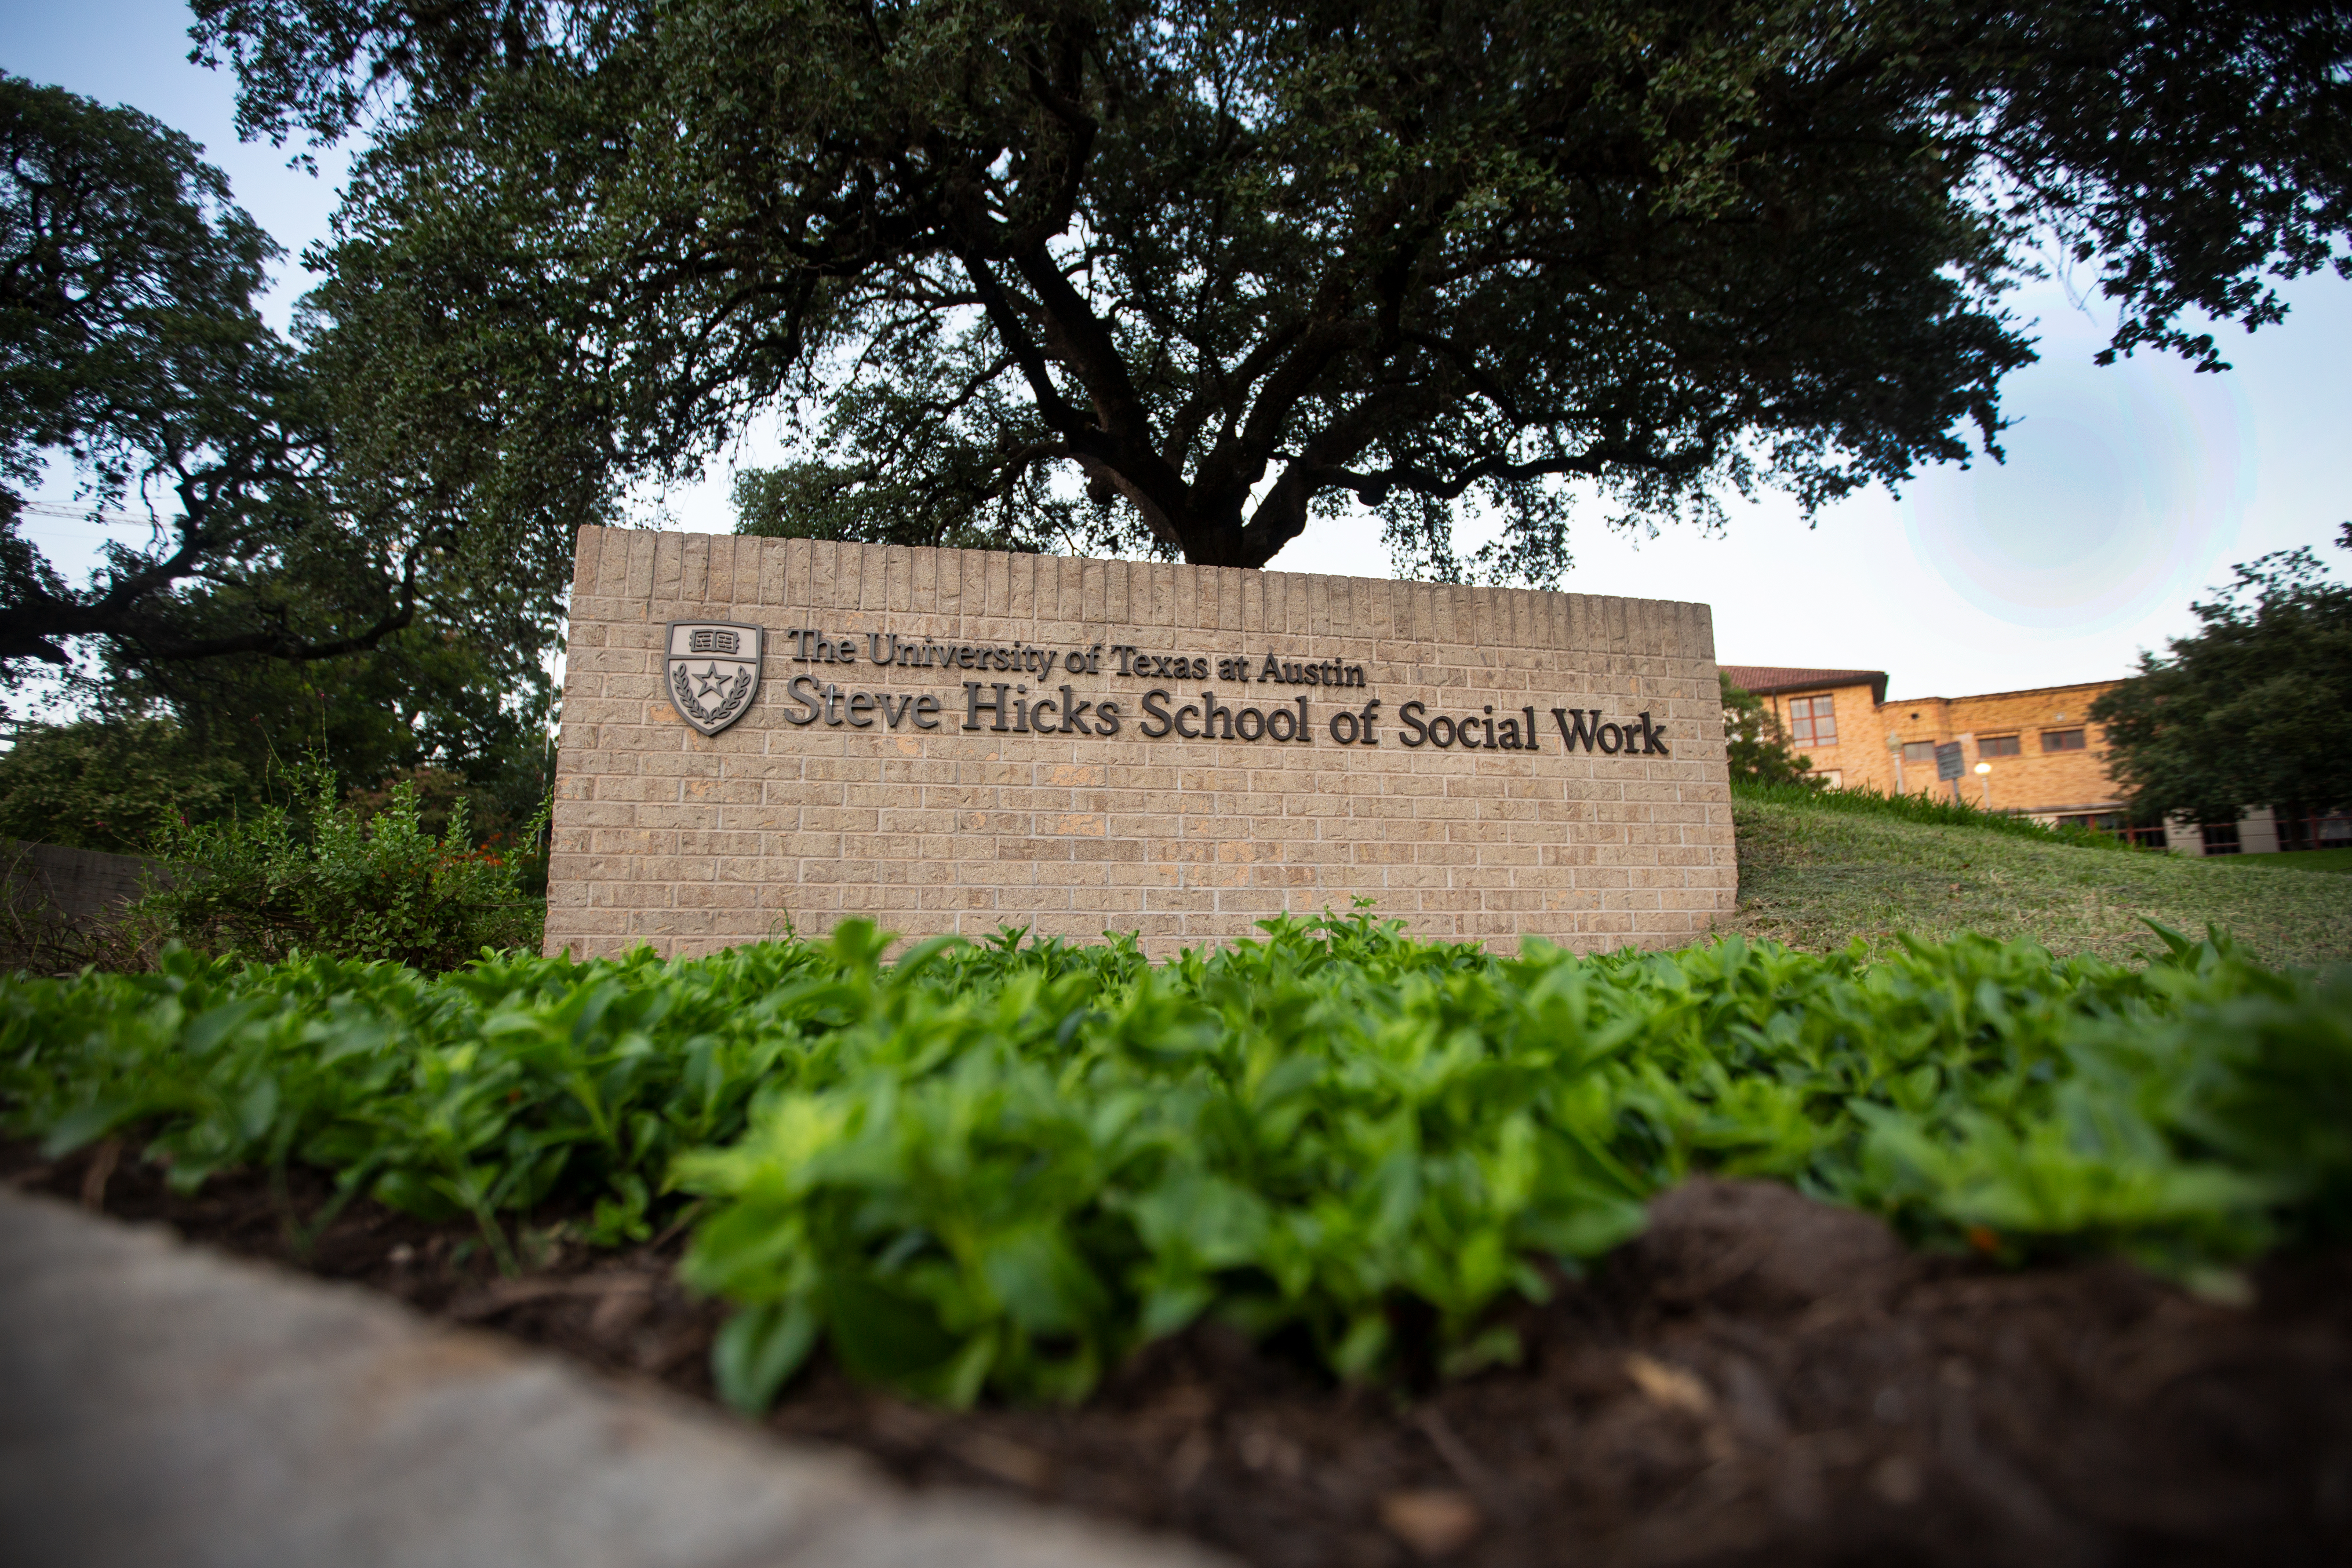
15;501;169;528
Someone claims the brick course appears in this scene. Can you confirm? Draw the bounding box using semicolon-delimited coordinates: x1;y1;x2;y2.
546;529;1737;959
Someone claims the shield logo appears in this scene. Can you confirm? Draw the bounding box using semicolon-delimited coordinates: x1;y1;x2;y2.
664;621;763;736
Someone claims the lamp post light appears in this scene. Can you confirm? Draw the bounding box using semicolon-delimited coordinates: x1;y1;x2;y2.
1974;760;1993;810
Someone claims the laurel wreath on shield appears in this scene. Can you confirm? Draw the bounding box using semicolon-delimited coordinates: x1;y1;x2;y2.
672;662;754;730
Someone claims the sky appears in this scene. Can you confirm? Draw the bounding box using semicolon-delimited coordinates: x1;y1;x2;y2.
8;0;2349;704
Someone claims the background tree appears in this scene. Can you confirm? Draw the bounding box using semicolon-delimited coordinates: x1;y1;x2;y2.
0;76;558;850
1721;673;1818;789
195;0;2351;580
2091;526;2352;828
0;73;418;674
0;717;251;852
0;631;553;854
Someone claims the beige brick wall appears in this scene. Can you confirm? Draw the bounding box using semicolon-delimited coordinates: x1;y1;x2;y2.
546;529;1736;959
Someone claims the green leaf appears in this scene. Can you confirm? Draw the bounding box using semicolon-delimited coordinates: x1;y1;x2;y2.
822;1272;969;1392
711;1299;820;1415
39;1101;133;1158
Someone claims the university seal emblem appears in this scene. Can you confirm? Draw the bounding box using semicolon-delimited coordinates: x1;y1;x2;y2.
664;621;763;736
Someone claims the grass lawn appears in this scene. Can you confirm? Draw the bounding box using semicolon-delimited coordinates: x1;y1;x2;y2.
2212;846;2352;875
1729;792;2352;968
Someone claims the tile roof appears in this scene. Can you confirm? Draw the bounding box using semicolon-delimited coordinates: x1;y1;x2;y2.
1720;665;1889;705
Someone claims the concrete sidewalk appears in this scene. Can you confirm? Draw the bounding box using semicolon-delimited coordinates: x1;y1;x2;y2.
0;1189;1230;1568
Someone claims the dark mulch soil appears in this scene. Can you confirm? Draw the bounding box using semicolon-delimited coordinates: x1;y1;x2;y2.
9;1137;2350;1567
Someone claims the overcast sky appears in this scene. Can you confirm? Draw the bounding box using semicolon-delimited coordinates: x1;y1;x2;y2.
8;0;2348;703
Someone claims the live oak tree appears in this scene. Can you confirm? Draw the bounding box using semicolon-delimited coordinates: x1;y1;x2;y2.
0;75;561;843
2091;527;2352;829
0;74;425;677
197;0;2351;578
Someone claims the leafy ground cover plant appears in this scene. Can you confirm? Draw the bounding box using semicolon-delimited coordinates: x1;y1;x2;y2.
3;914;2344;1414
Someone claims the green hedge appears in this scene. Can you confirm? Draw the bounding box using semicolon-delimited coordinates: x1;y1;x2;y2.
4;914;2344;1410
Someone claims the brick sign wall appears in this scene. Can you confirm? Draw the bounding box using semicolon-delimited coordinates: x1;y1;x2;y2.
546;527;1736;959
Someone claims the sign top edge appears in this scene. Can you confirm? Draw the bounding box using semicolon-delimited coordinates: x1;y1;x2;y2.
570;526;1721;618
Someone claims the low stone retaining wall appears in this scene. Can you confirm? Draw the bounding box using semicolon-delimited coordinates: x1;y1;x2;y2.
3;839;166;921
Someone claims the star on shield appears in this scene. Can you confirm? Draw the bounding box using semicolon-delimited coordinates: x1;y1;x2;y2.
664;622;763;736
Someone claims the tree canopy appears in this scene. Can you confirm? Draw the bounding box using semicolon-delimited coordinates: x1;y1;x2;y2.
0;75;558;837
195;0;2352;578
0;73;420;674
2091;527;2352;826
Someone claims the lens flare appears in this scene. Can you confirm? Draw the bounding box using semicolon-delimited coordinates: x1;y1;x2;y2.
1901;331;2251;634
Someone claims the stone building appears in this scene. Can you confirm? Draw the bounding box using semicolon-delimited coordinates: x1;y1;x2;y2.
1719;664;2348;856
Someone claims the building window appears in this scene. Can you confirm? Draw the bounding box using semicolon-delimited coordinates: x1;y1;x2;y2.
1900;740;1937;763
2277;808;2352;851
2201;821;2241;855
1978;734;2021;757
1788;695;1837;747
2041;728;2086;752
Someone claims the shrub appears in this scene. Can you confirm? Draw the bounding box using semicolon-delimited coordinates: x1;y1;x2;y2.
140;760;544;969
1721;674;1821;787
346;764;551;896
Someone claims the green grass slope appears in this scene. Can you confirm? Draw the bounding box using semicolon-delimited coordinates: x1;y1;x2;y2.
2222;847;2352;875
1731;793;2352;968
